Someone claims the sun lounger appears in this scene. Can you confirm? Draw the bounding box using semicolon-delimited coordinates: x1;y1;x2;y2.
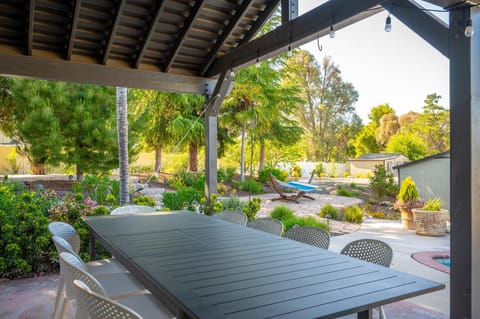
269;173;316;204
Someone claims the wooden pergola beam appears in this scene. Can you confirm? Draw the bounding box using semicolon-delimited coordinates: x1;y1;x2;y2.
383;0;449;58
199;0;256;76
134;1;167;69
66;0;81;60
27;0;35;56
0;53;216;94
238;0;280;46
163;1;206;72
102;0;127;65
206;0;383;76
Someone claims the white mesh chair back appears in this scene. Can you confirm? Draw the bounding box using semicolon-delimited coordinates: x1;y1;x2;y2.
340;239;393;267
73;280;142;319
111;205;156;215
284;226;330;249
48;221;81;254
212;210;248;225
59;252;108;299
52;236;76;255
246;218;283;235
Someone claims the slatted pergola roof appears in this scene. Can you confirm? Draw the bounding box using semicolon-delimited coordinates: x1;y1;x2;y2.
1;0;474;94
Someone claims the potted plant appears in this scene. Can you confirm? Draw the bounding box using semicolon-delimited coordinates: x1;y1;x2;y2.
395;177;424;230
412;198;449;237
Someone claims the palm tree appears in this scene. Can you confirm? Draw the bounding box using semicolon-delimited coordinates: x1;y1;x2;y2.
129;90;179;174
166;94;205;172
116;87;129;204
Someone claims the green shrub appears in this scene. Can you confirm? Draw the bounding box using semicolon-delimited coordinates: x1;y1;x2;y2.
290;164;302;178
220;195;244;212
269;205;295;221
344;205;364;224
283;216;330;232
132;195;156;207
200;194;224;215
72;175;119;205
257;167;287;183
398;176;419;203
162;188;199;211
319;204;338;220
217;167;236;183
369;165;399;198
233;179;263;194
0;185;57;277
242;198;262;221
336;185;359;197
315;162;323;177
422;198;443;211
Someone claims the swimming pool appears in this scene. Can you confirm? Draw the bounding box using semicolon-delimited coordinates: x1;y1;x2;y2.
412;251;450;274
434;257;450;267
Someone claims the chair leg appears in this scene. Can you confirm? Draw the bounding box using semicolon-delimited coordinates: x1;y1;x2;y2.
379;305;387;319
59;298;69;319
52;276;64;319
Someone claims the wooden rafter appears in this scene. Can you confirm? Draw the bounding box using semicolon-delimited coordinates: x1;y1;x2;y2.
207;0;383;76
134;0;167;69
239;0;280;46
102;0;127;65
66;0;82;60
163;1;206;72
27;0;35;55
199;0;256;75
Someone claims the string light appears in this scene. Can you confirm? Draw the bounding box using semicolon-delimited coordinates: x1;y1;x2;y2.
288;44;292;57
385;14;392;32
465;19;474;37
329;25;335;38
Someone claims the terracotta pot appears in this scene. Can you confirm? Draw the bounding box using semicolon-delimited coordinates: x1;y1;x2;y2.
399;207;415;230
412;209;450;237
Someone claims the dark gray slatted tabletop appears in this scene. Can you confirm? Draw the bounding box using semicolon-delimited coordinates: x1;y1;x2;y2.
86;212;444;319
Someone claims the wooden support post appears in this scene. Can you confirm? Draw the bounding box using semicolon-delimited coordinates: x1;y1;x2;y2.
204;70;234;202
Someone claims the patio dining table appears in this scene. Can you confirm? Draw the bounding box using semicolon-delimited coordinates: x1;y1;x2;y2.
86;211;444;319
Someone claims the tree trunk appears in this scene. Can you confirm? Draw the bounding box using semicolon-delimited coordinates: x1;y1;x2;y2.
188;142;198;172
154;145;162;174
31;163;45;175
240;123;246;182
76;165;84;182
258;140;265;172
116;87;130;205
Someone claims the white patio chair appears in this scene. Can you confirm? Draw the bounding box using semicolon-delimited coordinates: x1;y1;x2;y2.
340;239;394;319
58;252;147;319
284;226;330;249
212;210;248;225
69;263;175;318
111;205;157;215
246;217;284;235
49;223;127;319
73;280;143;319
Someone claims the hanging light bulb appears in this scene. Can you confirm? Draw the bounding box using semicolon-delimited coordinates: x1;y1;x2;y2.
255;56;260;67
385;14;392;32
287;45;293;57
329;25;335;38
465;19;474;37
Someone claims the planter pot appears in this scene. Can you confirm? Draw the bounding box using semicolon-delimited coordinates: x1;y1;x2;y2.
399;207;415;230
412;209;450;237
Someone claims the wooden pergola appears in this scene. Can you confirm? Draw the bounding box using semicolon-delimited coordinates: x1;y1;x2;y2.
1;0;479;317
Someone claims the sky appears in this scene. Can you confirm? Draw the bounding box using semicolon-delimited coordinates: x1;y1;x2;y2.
298;1;450;123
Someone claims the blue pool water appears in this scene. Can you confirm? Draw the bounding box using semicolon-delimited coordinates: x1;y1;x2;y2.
434;257;450;267
287;181;316;191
